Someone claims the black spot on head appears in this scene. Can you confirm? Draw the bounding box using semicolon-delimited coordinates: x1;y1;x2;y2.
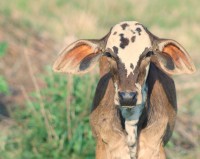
113;31;117;35
119;34;129;49
131;30;135;34
130;63;134;69
121;23;129;30
131;36;136;43
112;46;118;54
136;27;142;35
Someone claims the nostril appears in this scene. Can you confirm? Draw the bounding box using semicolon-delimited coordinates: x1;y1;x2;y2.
129;92;137;99
118;92;125;100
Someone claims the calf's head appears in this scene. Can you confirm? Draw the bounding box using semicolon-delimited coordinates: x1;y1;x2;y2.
53;21;195;108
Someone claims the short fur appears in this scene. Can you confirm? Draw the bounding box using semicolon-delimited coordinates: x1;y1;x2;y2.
90;61;176;159
53;21;196;159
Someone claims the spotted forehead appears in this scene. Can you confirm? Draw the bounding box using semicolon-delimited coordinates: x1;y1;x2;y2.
106;21;152;75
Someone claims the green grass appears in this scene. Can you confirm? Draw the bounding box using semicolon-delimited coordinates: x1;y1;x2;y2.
0;68;98;159
0;41;9;94
0;42;8;57
0;76;9;94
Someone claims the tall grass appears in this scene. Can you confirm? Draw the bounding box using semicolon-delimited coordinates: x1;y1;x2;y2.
0;67;98;159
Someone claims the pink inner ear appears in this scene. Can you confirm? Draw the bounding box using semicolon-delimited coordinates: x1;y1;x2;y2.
58;44;94;70
162;43;191;69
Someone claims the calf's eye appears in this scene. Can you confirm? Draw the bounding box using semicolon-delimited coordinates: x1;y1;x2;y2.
104;52;113;58
146;51;154;57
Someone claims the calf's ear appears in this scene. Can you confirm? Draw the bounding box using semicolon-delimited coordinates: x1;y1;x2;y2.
53;40;102;74
151;39;196;75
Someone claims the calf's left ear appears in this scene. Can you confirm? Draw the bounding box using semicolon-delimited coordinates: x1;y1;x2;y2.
53;40;102;74
151;39;196;75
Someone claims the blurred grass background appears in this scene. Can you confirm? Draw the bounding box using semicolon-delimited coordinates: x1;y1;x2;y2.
0;0;199;159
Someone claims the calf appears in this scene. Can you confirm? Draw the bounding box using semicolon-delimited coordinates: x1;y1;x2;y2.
53;21;196;159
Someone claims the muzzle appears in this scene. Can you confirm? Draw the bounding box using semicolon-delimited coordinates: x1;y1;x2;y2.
118;91;137;107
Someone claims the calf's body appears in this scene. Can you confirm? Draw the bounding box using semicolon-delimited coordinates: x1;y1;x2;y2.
91;61;177;159
53;21;195;159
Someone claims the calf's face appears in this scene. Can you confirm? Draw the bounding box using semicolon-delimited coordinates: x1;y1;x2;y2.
105;21;152;107
53;21;195;108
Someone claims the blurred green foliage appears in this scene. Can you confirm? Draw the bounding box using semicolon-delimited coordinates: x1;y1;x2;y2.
0;41;8;94
0;76;9;94
0;42;8;57
0;68;98;159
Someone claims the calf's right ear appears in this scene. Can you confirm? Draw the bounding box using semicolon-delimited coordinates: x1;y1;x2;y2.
151;39;196;75
53;40;102;74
